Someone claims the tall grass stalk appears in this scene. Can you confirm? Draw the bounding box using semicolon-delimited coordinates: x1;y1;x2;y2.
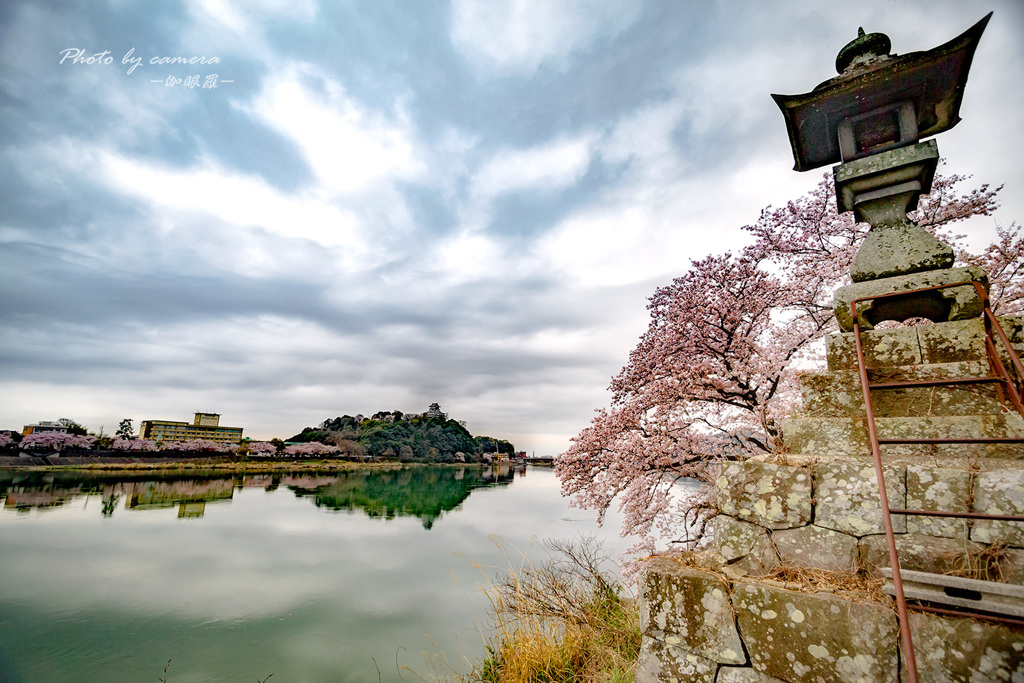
456;536;641;683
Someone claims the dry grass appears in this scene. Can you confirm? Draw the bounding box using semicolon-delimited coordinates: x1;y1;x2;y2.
761;564;887;603
431;537;641;683
948;542;1010;582
658;549;888;605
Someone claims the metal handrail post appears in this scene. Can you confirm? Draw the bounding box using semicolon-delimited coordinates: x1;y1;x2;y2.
845;279;1024;682
849;309;919;683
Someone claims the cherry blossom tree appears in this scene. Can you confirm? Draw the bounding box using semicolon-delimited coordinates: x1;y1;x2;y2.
284;441;341;457
160;439;234;453
0;433;16;449
21;432;97;451
557;169;1018;552
112;438;158;452
246;441;278;456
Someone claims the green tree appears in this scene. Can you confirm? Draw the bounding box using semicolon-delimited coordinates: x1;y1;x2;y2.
57;418;88;436
115;418;134;440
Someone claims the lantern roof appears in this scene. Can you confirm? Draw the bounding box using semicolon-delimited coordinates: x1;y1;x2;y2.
772;13;991;172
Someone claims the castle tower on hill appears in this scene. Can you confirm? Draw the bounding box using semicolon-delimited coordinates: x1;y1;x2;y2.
425;403;445;418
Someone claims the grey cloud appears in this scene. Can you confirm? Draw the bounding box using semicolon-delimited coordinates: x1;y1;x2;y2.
1;0;1020;455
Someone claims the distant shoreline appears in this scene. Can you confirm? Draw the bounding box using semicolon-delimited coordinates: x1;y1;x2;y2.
0;455;554;471
0;455;480;472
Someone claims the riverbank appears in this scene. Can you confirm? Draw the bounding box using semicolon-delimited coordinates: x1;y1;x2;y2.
0;455;457;473
449;537;640;682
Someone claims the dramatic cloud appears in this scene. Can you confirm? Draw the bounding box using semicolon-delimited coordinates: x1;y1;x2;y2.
1;1;1021;454
450;0;642;73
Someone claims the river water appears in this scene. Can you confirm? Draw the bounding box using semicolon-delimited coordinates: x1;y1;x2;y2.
0;465;638;682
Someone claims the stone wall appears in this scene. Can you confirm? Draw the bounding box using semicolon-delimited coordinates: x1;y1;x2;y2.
637;318;1024;681
637;459;1024;681
714;461;1024;581
637;554;1023;682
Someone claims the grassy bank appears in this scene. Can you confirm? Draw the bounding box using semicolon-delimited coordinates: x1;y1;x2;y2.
440;538;641;683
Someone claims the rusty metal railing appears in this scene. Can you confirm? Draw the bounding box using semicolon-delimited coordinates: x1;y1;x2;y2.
849;280;1024;683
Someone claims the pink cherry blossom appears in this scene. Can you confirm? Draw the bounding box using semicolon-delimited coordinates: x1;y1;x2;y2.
111;438;158;451
284;442;341;457
21;432;97;450
557;169;1017;550
159;439;234;453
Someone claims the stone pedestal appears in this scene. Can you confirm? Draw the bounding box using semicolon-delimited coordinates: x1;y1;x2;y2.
834;141;938;237
829;139;988;332
833;265;988;331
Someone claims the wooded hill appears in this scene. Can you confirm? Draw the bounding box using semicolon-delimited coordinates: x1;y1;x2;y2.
287;410;515;463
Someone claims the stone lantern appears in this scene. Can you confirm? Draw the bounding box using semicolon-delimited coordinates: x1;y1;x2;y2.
772;14;992;331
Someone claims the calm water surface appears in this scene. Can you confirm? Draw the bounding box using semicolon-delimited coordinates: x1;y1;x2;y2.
0;465;637;682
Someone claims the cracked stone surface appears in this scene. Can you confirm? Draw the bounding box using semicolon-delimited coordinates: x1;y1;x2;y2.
849;220;954;283
815;461;906;536
908;611;1024;682
827;325;922;371
716;668;787;683
640;558;746;665
859;533;983;578
733;581;897;683
714;514;779;576
772;524;860;573
825;317;993;370
783;414;1024;460
715;462;812;529
917;317;989;364
636;638;717;683
905;465;971;538
971;469;1024;547
833;266;987;332
798;361;1002;419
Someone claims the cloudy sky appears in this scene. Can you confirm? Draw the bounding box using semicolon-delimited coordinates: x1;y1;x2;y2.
1;1;1021;454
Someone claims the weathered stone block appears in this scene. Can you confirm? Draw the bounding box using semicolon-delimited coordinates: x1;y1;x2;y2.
714;515;779;576
636;638;717;683
826;325;921;371
772;524;860;573
716;667;786;683
640;558;746;665
805;361;989;415
781;417;868;457
905;465;971;538
833;266;987;332
798;361;1001;419
996;316;1024;372
847;215;952;283
888;414;1024;441
715;462;812;530
815;461;906;536
859;533;983;578
917;317;987;365
1001;548;1024;585
783;415;1024;459
908;611;1024;682
971;470;1024;547
732;582;897;682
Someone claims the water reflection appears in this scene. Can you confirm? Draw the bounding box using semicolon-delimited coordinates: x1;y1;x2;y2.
0;465;627;683
0;465;517;524
290;466;516;528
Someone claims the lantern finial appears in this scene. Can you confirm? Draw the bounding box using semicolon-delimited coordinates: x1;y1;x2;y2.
835;27;892;74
